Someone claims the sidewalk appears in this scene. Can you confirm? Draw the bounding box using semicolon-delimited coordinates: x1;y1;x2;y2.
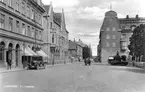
0;62;78;74
0;67;24;74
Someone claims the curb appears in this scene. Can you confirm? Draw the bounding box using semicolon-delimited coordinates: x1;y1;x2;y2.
0;62;77;74
0;68;25;74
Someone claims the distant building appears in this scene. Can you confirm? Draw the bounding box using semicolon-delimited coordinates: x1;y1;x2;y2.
69;39;86;62
76;39;86;60
0;0;45;68
98;11;145;63
68;40;77;62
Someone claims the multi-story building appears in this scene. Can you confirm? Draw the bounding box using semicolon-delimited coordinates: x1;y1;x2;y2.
69;39;86;62
0;0;45;68
98;10;145;63
98;10;121;63
119;15;145;58
44;3;69;64
76;39;84;60
69;40;77;59
54;11;69;64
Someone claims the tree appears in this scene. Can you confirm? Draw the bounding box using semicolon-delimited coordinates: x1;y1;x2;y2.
128;24;145;62
83;45;92;59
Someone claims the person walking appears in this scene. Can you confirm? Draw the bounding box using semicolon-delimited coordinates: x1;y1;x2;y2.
6;57;12;70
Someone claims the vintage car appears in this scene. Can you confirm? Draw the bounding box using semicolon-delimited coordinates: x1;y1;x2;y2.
107;56;114;65
22;56;46;70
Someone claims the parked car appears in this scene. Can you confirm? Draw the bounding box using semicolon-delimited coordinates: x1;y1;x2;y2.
107;56;114;65
22;56;46;70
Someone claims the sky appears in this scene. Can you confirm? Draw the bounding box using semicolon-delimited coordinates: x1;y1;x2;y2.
42;0;145;56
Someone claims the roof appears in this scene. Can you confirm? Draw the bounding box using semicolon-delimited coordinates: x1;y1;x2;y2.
54;13;62;25
119;17;145;23
44;5;50;13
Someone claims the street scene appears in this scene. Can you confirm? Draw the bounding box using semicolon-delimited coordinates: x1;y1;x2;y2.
1;0;145;92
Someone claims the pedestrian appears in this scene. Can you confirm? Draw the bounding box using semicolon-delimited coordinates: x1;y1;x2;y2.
6;59;12;70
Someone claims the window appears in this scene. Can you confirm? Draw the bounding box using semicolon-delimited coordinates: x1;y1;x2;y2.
52;34;54;43
22;2;25;14
35;12;37;22
8;0;12;7
0;14;5;29
31;9;34;19
112;35;116;39
16;21;20;33
8;18;13;31
112;42;116;47
106;35;110;39
31;27;35;37
112;27;116;31
39;31;42;40
106;27;110;31
27;26;30;36
121;42;127;47
35;29;38;38
16;1;19;11
39;15;41;24
50;22;52;29
121;34;126;39
26;6;30;17
22;23;25;35
106;42;110;47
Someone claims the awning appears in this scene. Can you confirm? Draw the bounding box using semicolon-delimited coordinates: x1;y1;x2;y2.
36;50;49;58
22;48;33;56
26;47;38;56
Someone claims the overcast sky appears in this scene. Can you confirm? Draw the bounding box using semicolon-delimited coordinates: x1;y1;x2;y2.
42;0;145;56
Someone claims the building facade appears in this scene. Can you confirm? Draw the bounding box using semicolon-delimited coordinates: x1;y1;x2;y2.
69;40;77;59
119;15;145;58
76;39;84;60
0;0;45;68
98;10;145;63
98;10;121;63
44;3;69;64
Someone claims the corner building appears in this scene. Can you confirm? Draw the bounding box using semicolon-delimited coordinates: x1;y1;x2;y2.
0;0;45;68
99;11;121;63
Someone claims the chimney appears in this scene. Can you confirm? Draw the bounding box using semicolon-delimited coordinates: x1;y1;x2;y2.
126;15;129;19
136;15;139;18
